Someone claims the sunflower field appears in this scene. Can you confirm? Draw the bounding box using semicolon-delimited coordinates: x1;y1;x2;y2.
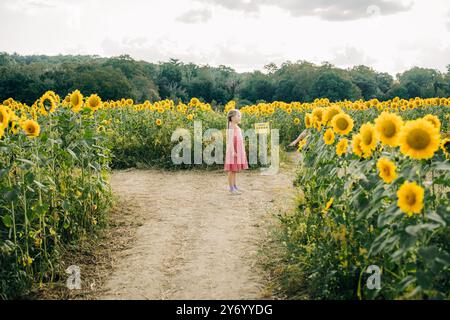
278;98;450;299
0;90;449;299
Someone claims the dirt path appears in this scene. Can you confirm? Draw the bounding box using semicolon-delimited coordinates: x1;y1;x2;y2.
98;159;297;300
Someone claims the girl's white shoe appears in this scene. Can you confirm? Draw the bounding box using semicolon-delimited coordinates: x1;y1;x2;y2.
229;188;241;195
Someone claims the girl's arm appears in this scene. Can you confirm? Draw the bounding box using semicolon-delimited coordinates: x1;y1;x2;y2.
227;127;237;157
288;130;308;147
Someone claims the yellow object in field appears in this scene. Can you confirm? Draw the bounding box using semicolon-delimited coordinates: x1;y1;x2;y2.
255;122;270;134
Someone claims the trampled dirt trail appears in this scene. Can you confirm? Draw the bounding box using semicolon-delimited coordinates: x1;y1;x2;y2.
98;159;297;300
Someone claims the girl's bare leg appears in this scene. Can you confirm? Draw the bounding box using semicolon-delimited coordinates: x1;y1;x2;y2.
228;171;234;189
233;172;237;187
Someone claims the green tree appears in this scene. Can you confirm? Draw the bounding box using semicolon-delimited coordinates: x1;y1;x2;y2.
311;70;361;101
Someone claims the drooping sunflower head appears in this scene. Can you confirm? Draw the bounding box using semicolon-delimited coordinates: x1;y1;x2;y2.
86;94;102;111
398;119;440;160
324;105;342;125
331;113;354;136
311;107;325;125
352;133;364;157
70;90;84;112
313;116;322;131
9;121;20;135
374;112;403;147
376;157;397;184
305;113;313;128
22;119;40;138
336;138;349;157
397;181;424;217
324;128;335;145
0;105;10;128
39;92;57;115
423;114;441;131
441;137;450;158
359;123;378;155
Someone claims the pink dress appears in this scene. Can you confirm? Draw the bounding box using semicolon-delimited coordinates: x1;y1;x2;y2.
224;126;248;172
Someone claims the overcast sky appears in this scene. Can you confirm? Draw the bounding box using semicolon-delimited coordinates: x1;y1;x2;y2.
0;0;449;75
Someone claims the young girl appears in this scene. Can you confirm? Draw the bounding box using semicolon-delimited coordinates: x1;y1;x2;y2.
224;109;248;195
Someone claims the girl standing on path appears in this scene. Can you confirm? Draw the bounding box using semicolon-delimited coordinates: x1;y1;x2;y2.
224;109;248;195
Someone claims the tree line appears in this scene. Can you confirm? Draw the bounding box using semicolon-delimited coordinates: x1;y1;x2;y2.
1;52;449;108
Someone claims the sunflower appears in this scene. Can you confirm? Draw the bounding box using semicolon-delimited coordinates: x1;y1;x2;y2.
376;157;397;184
324;128;335;145
86;94;102;111
22;119;40;138
336;138;349;157
441;138;449;158
187;114;194;121
39;92;57;115
352;134;364;157
397;181;424;216
423;114;441;131
69;90;84;112
311;107;325;125
0;105;10;128
324;105;342;125
297;138;307;152
374;112;403;147
305;113;312;128
155;119;162;126
9;121;20;135
313;116;322;131
331;113;354;136
293;117;300;125
359;123;378;155
0;124;4;139
398;119;440;160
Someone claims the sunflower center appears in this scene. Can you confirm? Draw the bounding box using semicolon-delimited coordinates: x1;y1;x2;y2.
90;99;99;108
336;118;348;130
444;141;450;151
362;131;373;145
383;167;390;175
71;95;80;106
27;125;35;134
43;99;53;112
405;192;416;206
406;128;430;150
382;121;396;137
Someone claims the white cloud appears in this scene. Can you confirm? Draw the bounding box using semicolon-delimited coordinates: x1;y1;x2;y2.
0;0;448;75
176;9;212;23
330;46;377;68
197;0;414;21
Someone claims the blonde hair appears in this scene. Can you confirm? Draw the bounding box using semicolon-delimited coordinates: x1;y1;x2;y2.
226;109;240;129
